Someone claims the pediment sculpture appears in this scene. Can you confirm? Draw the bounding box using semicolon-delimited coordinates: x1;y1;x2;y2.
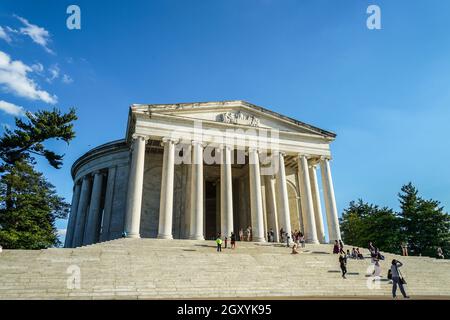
218;111;260;127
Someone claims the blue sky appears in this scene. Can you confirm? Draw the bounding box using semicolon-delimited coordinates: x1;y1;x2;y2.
1;0;449;243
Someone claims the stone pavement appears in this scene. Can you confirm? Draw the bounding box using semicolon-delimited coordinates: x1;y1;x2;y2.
0;238;449;299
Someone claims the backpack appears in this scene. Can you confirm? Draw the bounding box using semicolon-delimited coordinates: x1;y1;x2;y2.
387;269;392;280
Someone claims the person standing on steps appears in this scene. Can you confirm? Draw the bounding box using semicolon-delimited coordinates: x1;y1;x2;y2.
437;247;444;259
333;240;340;254
339;253;347;279
401;241;408;256
216;235;222;252
239;229;243;241
230;232;236;249
391;259;410;299
299;232;305;248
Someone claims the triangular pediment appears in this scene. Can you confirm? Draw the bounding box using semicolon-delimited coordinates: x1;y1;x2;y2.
132;100;335;138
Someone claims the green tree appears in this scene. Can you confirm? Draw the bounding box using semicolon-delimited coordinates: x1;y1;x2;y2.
398;182;450;257
340;199;402;253
0;108;77;249
0;161;69;249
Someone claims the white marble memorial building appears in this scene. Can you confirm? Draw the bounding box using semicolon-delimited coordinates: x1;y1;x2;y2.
65;101;341;248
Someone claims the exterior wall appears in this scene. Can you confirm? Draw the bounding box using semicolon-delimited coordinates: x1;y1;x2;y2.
108;164;130;240
68;141;130;247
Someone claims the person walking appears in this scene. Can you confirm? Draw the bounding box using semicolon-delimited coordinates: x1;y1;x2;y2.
372;258;381;278
368;241;375;254
224;236;228;249
339;240;345;254
269;228;274;242
279;228;284;243
231;232;236;249
216;236;222;252
391;259;410;299
339;254;347;279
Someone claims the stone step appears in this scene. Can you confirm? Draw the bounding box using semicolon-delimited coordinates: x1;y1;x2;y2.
1;238;449;299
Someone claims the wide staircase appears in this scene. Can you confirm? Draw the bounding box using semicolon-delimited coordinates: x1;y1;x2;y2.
0;238;449;299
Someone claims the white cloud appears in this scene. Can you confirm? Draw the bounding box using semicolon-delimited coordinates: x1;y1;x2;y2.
47;64;60;82
62;74;73;84
0;100;25;116
0;50;57;104
31;62;44;73
0;26;12;43
15;15;54;54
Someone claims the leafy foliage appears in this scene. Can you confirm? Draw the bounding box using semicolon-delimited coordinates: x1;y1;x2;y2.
0;108;77;249
340;200;402;253
0;108;77;168
0;161;70;249
398;182;450;257
340;183;450;259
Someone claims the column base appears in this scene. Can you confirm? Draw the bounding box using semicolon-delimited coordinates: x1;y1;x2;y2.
189;235;205;240
252;237;266;243
157;234;173;240
307;239;320;244
126;233;140;239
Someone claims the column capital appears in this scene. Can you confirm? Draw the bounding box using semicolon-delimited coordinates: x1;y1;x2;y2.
161;137;179;145
191;140;205;147
298;153;311;159
320;155;332;161
131;133;150;141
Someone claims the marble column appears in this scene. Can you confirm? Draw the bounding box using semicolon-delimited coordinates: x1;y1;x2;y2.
248;148;265;242
124;134;148;238
190;141;204;240
298;155;319;244
220;145;234;238
84;171;104;245
275;152;292;240
184;145;192;239
100;166;117;242
320;157;341;242
158;137;177;239
64;182;82;248
309;164;326;244
264;174;279;242
72;175;92;247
